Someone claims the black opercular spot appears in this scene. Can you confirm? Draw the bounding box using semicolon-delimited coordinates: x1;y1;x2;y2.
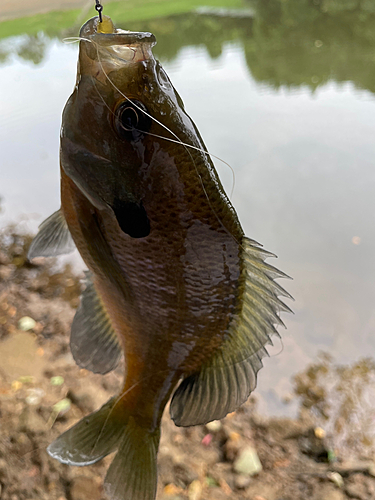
112;199;150;238
114;100;151;141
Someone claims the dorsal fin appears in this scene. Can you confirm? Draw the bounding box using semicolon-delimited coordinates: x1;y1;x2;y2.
170;237;292;427
70;272;122;374
28;209;75;260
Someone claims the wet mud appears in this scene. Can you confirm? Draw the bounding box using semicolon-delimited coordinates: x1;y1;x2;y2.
0;228;374;500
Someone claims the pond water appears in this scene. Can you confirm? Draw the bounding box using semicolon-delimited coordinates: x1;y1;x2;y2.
1;0;375;415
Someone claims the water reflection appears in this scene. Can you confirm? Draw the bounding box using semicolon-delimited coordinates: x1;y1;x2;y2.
1;0;375;94
293;353;375;457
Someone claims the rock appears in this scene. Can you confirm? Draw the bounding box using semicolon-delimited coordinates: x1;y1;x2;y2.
25;387;45;406
69;476;101;500
206;420;222;432
233;447;262;476
163;484;180;496
52;398;71;417
368;463;375;477
314;427;326;439
201;434;212;446
327;471;344;488
188;480;202;500
50;375;64;386
18;316;36;331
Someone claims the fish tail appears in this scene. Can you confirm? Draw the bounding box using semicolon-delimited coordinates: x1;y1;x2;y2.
48;396;160;500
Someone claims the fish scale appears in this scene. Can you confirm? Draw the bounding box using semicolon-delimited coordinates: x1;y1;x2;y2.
28;14;291;500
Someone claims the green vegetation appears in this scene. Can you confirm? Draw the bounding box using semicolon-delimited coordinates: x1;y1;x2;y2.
244;0;375;92
2;0;375;95
0;0;244;40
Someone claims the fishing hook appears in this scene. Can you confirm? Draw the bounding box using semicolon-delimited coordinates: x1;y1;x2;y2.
95;0;103;23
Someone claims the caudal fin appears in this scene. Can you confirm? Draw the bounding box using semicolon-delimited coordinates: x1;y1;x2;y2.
47;397;160;500
105;416;160;500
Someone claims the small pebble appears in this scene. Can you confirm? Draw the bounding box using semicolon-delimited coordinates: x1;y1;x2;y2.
163;484;180;496
18;316;36;331
201;434;212;446
206;420;222;432
25;388;45;405
50;376;65;386
188;480;202;500
234;447;262;476
314;427;326;439
327;471;344;488
53;398;71;416
11;380;23;392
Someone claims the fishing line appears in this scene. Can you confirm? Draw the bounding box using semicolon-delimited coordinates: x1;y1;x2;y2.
144;131;236;199
270;337;284;358
90;38;241;248
63;37;237;200
59;35;290;388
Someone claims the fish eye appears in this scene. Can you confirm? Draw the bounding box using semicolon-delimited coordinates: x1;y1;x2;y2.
120;107;139;131
114;100;151;140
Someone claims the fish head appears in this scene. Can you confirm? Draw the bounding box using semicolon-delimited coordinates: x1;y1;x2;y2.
61;15;194;231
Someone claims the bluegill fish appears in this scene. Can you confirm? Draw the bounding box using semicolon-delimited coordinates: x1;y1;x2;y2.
28;15;291;500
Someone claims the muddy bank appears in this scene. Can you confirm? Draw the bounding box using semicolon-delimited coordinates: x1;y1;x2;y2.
0;228;374;500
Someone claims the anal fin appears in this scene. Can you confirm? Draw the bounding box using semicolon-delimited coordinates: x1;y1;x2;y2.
170;237;292;427
70;272;122;374
48;396;119;465
28;209;75;259
48;396;160;500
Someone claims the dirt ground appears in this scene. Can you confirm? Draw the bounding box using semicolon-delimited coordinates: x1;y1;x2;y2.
0;0;89;22
0;227;374;500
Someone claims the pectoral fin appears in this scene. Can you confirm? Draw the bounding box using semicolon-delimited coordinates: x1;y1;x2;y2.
28;209;75;260
71;272;122;374
170;237;292;426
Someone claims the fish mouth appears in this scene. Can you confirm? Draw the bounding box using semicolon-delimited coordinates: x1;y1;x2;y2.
79;16;156;64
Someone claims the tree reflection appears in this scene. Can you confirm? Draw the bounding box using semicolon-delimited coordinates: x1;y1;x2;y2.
17;35;47;65
1;0;375;93
140;1;375;94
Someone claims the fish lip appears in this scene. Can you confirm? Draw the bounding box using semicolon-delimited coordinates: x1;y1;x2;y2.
80;16;156;46
92;31;157;47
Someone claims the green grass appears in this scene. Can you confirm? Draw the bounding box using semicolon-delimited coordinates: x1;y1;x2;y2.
0;0;245;40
